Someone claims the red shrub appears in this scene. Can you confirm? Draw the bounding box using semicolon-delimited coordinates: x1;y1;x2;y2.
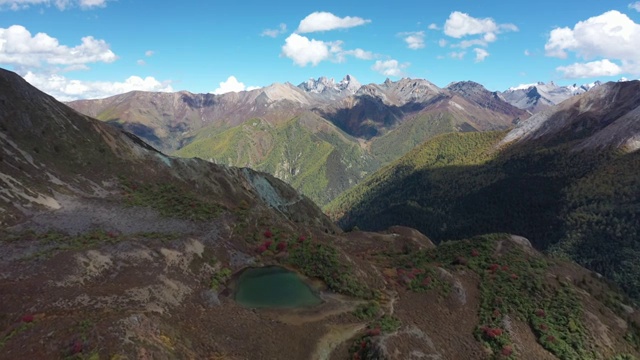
483;327;503;338
510;273;518;280
421;277;432;286
70;340;83;354
488;264;500;272
546;335;556;343
501;265;509;271
21;314;34;323
501;345;513;356
538;323;548;331
535;309;546;318
367;327;381;336
257;245;268;253
471;249;480;257
264;229;273;238
298;235;306;243
276;242;287;252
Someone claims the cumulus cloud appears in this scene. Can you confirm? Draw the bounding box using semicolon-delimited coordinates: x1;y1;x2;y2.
444;11;517;39
261;23;287;38
282;33;331;66
545;10;640;77
371;59;409;77
438;39;448;47
144;50;154;57
629;2;640;11
0;25;117;68
22;71;173;101
524;49;531;56
473;48;489;62
136;59;146;66
556;59;623;78
1;0;107;10
399;31;425;50
428;23;440;30
211;76;259;95
545;11;640;60
281;33;373;66
296;11;371;33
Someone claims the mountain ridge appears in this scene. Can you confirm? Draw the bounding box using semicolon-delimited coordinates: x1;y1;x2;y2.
67;76;527;206
2;67;640;359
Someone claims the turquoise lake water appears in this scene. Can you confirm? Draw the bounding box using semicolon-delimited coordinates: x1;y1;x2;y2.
233;266;322;308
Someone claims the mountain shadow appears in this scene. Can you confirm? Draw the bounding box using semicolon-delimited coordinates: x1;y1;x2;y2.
328;131;640;300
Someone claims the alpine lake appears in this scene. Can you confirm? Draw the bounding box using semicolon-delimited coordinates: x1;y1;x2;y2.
232;266;322;308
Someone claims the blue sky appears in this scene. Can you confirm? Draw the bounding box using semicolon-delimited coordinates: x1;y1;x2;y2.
1;0;640;100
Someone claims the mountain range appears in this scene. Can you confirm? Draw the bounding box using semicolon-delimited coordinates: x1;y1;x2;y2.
0;70;640;359
500;81;602;113
2;66;640;359
327;79;640;303
67;76;529;205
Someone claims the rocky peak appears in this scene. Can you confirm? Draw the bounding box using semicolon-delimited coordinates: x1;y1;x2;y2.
338;74;361;93
298;75;361;95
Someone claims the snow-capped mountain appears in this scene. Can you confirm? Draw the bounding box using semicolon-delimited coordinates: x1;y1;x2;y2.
501;81;602;113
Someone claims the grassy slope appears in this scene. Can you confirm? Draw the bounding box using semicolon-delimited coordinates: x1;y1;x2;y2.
175;117;379;205
369;112;456;164
327;131;640;301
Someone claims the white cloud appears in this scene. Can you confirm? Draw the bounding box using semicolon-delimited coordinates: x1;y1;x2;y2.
211;76;259;95
0;25;117;68
524;49;531;56
339;48;374;61
261;23;287;38
144;50;154;57
399;31;425;50
473;48;489;62
442;11;516;55
545;11;640;60
371;59;409;77
0;0;107;10
136;59;145;66
281;33;373;66
629;2;640;11
449;51;466;60
281;33;331;66
296;11;371;33
22;71;173;101
438;39;447;47
545;10;640;77
428;23;440;30
556;59;623;78
444;11;517;39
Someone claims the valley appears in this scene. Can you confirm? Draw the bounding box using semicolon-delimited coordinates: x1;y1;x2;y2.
1;66;639;360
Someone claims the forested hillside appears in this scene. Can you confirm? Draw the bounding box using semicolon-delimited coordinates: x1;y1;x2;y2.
327;132;640;300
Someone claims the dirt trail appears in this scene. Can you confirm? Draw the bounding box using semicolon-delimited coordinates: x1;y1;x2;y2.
278;292;365;325
312;323;366;360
